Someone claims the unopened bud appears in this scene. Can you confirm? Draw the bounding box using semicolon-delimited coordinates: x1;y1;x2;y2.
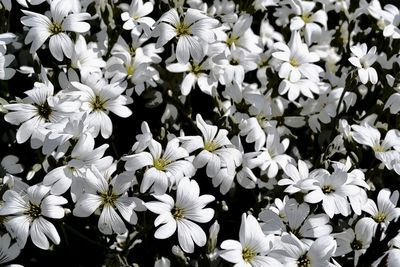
154;257;170;267
207;220;220;253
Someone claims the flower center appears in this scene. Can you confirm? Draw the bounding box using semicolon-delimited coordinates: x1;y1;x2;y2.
242;247;256;262
100;188;119;206
290;58;300;67
67;166;79;177
256;114;267;128
204;141;220;152
230;58;240;65
259;59;269;68
264;149;274;161
322;185;335;194
351;239;363;250
274;115;285;126
291;227;303;238
36;101;53;121
24;202;41;219
175;23;191;37
297;254;311;267
126;65;136;76
49;22;63;35
129;47;136;57
226;34;239;46
235;100;250;113
190;64;203;75
154;158;169;171
91;95;106;112
302;13;312;24
373;212;387;223
360;58;370;69
172;206;184;220
373;144;386;152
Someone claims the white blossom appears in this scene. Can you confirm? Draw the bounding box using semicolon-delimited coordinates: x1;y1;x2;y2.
0;185;67;250
21;0;91;61
146;177;215;253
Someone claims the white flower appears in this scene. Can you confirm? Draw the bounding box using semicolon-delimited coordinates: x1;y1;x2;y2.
0;32;16;46
323;0;350;13
236;162;258;190
70;35;106;76
230;137;258;190
105;49;158;95
381;235;400;267
1;174;28;195
351;123;400;168
167;57;217;96
73;166;138;235
260;198;332;240
110;33;163;65
301;87;356;132
260;19;283;48
0;233;21;265
278;160;317;194
131;121;153;153
70;72;132;138
239;117;266;151
338;119;352;140
222;81;258;122
211;167;237;195
361;188;400;231
380;4;400;39
1;155;23;177
213;48;258;85
43;131;113;201
272;31;323;83
253;0;278;12
331;158;369;215
123;138;195;194
15;0;46;8
289;0;328;44
247;131;291;179
153;8;219;63
154;257;171;267
41;112;89;155
219;213;283;267
0;0;11;10
304;169;356;218
334;220;373;265
145;177;215;253
21;0;91;61
348;43;378;84
0;185;67;250
277;234;337;267
215;13;262;54
278;78;323;101
0;45;15;80
351;123;400;152
385;92;400;114
386;247;400;267
120;0;155;36
180;114;242;178
4;68;79;145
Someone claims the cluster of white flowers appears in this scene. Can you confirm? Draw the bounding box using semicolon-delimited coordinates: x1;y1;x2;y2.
0;0;400;266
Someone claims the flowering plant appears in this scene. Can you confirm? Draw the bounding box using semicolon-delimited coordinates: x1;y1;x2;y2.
1;0;400;266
